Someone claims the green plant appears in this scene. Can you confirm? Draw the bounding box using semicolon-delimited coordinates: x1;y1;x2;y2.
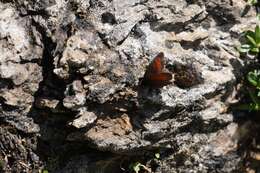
248;70;260;95
238;70;260;111
239;90;260;111
238;25;260;54
129;162;142;173
129;162;151;173
247;70;260;111
248;0;258;5
39;169;48;173
257;13;260;20
154;152;160;159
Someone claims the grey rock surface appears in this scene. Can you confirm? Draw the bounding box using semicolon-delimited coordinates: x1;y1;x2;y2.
0;0;257;172
0;2;43;172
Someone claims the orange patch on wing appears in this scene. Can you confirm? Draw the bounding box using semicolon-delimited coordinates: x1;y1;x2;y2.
142;52;172;88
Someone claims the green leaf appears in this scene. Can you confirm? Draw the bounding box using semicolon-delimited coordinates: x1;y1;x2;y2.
248;0;258;5
246;35;257;46
248;89;260;104
249;103;260;111
237;103;253;111
255;25;260;44
129;162;141;173
257;91;260;97
247;70;260;87
233;102;260;111
245;30;256;39
238;44;251;53
155;153;160;159
133;163;141;173
248;72;258;86
250;47;259;53
257;14;260;20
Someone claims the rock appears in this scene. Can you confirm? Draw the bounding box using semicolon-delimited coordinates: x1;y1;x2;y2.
86;76;117;104
57;155;123;173
63;80;86;110
0;3;43;63
35;97;60;112
0;0;256;172
149;2;206;33
0;63;41;86
54;30;104;79
0;3;43;172
68;108;97;128
0;63;29;86
173;62;203;88
67;113;141;153
4;115;40;134
208;123;238;156
0;127;41;172
62;0;246;172
175;27;209;42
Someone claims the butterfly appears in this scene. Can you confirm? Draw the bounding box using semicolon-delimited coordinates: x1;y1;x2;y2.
141;52;172;88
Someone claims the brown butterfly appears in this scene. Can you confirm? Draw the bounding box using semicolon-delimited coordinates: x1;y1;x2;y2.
141;52;172;88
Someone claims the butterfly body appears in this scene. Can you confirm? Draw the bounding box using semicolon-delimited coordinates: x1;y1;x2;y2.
141;52;172;88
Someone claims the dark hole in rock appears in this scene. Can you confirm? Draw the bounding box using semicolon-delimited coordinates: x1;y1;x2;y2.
65;84;75;96
97;32;111;48
6;156;16;168
179;39;206;51
173;63;203;88
241;5;251;17
0;79;14;90
151;22;187;34
207;6;237;27
174;152;188;167
186;0;195;4
131;24;144;38
0;98;19;111
101;12;117;25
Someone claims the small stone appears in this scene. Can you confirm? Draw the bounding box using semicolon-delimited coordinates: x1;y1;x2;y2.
34;98;60;111
0;63;29;85
175;27;209;42
69;108;97;128
87;77;117;104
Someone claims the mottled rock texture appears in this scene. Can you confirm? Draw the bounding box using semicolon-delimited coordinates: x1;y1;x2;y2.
0;0;256;172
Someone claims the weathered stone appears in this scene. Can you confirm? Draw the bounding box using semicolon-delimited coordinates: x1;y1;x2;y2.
0;3;43;63
0;127;40;172
35;97;60;111
174;27;209;42
86;77;117;104
0;0;257;172
0;3;43;171
68;108;97;128
63;80;86;110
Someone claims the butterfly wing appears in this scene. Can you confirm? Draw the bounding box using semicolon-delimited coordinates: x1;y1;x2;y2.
142;52;172;88
149;72;172;81
147;72;172;87
145;52;164;76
